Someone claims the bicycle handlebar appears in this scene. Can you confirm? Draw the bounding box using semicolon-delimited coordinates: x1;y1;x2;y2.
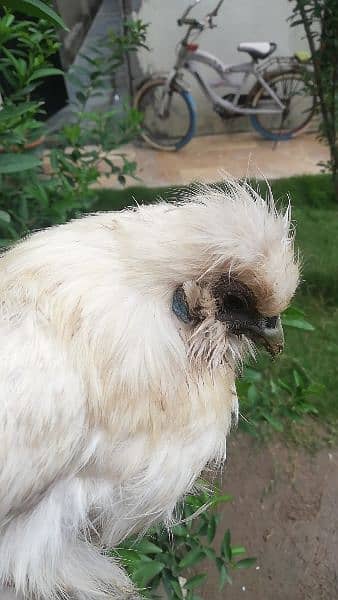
177;0;224;29
206;0;224;18
177;17;205;29
179;0;201;23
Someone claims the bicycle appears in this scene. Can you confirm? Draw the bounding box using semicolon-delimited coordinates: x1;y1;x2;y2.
134;0;315;151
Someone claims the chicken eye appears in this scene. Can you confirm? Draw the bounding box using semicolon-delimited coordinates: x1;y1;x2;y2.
224;293;247;311
213;276;256;322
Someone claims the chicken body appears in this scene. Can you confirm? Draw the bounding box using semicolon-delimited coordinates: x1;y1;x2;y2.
0;183;298;598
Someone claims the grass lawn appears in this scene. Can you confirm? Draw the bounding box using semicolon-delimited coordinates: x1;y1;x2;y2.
95;174;338;431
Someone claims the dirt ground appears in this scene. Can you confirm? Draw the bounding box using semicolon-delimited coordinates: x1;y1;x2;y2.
201;431;338;600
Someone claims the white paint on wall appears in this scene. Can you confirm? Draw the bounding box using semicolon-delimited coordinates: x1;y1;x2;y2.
134;0;308;134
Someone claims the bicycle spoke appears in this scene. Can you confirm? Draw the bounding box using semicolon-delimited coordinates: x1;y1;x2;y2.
252;72;315;137
135;80;193;149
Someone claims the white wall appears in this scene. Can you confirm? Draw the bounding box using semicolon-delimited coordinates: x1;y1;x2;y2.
133;0;307;134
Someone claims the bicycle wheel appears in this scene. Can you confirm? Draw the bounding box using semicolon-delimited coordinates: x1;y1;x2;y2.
250;70;316;141
134;78;196;151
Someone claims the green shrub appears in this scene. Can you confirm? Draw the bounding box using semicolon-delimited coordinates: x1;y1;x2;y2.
290;0;338;200
113;489;256;599
238;306;322;437
0;9;147;244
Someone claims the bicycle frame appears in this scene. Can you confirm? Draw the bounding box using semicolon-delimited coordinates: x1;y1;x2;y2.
158;1;287;120
163;47;285;117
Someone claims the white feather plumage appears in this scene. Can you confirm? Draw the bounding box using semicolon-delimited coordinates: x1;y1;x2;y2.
0;180;299;598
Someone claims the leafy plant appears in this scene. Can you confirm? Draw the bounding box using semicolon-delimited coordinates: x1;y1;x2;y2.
113;489;256;599
281;305;315;332
0;0;67;29
238;306;323;436
239;363;322;435
48;19;148;190
0;11;148;245
289;0;338;200
0;7;62;183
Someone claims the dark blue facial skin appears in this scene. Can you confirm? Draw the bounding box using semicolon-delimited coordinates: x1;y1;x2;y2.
172;286;193;324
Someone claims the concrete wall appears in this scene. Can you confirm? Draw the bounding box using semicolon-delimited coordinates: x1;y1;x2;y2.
129;0;308;134
65;0;130;108
55;0;102;67
48;0;131;131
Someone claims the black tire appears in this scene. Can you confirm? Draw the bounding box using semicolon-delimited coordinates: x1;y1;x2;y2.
133;78;196;151
250;70;316;141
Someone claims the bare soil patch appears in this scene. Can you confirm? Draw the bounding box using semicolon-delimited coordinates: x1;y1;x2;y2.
202;432;338;599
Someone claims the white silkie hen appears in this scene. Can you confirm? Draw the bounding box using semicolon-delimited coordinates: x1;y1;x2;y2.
0;180;299;599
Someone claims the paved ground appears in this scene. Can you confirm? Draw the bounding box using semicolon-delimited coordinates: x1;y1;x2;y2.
100;131;329;189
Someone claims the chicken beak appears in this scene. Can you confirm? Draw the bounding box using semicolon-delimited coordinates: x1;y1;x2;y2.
248;316;284;357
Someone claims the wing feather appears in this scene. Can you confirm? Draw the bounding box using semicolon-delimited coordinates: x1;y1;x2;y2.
0;313;86;522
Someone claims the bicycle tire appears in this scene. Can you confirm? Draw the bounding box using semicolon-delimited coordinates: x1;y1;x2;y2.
249;70;316;141
134;78;196;151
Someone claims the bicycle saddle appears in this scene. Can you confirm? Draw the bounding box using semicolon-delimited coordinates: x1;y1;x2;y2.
237;42;277;59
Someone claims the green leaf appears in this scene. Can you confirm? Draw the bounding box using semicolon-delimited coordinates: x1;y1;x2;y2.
282;306;305;318
306;382;325;396
132;560;165;588
261;411;284;432
178;548;205;569
235;557;257;569
0;0;68;30
0;217;18;238
185;573;207;590
0;238;11;247
171;524;187;537
221;529;232;562
207;516;216;543
282;318;315;331
113;548;141;568
131;540;162;555
28;67;63;82
242;367;262;383
248;384;259;403
0;152;41;173
293;369;302;388
231;545;246;556
0;102;39;123
0;210;11;223
218;563;232;589
203;547;216;561
185;494;207;509
298;402;319;415
170;579;184;599
276;379;292;393
196;520;208;536
208;493;232;507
